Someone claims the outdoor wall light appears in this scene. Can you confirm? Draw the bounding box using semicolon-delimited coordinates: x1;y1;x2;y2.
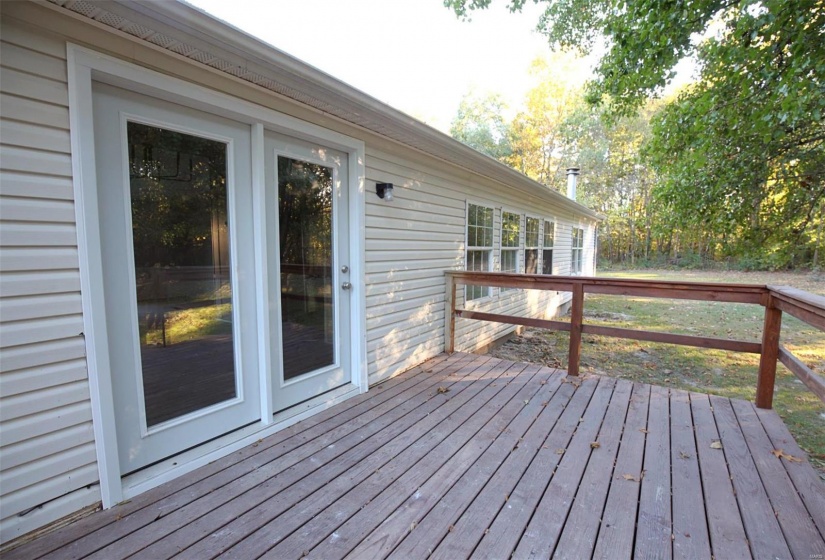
376;182;394;201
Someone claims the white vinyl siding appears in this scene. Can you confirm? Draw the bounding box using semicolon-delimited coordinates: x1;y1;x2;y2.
0;15;101;544
0;2;600;543
364;146;594;381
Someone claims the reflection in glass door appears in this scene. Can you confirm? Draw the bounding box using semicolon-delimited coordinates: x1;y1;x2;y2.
93;82;260;475
278;156;335;379
265;131;351;412
128;123;237;426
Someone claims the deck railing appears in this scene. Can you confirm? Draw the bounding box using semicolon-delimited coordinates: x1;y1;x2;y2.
444;271;825;409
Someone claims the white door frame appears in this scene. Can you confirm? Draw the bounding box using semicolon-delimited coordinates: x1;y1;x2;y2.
67;44;367;508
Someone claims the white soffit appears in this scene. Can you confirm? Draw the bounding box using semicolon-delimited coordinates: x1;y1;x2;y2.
44;0;602;220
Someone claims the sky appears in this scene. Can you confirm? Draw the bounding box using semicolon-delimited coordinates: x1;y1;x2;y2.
186;0;589;133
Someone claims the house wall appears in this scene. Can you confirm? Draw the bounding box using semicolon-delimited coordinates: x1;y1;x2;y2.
0;1;598;544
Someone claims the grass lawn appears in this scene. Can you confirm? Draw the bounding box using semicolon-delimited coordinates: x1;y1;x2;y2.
493;269;825;475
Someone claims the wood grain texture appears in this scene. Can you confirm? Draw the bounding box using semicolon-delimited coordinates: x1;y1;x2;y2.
711;395;792;559
779;345;825;403
756;296;782;409
455;309;572;332
755;405;825;536
731;399;825;559
552;379;633;558
510;377;617;559
689;393;751;559
567;283;584;377
669;390;710;559
592;383;650;560
9;353;824;560
634;384;672;560
582;324;761;353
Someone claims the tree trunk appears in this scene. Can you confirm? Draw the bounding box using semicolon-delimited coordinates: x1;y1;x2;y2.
814;202;824;270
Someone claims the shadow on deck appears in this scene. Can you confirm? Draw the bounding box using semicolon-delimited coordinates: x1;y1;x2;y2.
8;352;825;559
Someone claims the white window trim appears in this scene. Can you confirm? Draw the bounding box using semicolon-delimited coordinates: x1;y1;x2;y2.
524;215;540;275
68;44;367;508
464;200;495;303
499;209;522;295
572;225;585;275
543;218;556;275
500;209;522;272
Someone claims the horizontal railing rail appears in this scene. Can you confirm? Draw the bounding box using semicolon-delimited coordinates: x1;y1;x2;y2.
444;271;825;409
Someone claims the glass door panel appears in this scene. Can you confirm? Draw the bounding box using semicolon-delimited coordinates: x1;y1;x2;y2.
266;132;350;413
94;82;260;475
128;123;237;426
278;156;336;379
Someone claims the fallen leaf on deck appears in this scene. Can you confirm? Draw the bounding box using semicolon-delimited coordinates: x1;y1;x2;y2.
437;387;450;394
679;451;691;459
622;473;639;481
448;525;456;532
771;449;803;462
710;440;723;449
639;428;649;434
591;442;601;449
555;448;565;455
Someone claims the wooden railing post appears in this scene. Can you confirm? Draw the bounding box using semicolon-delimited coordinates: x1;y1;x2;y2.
445;273;456;354
568;283;584;376
756;295;782;409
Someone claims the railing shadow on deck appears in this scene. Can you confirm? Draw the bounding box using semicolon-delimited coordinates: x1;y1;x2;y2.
444;271;825;410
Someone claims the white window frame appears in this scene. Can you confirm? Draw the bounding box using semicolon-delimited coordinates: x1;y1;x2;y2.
572;226;585;275
524;216;540;275
542;219;555;275
67;45;367;508
465;201;495;301
500;210;521;292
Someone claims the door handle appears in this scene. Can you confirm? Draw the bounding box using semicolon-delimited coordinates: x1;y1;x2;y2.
341;282;352;290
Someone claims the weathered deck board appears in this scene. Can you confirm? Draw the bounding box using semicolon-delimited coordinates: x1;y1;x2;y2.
591;382;649;559
712;395;793;559
755;406;825;535
346;366;566;559
137;354;501;559
635;384;673;560
6;352;824;560
407;377;583;560
446;376;600;560
552;379;633;558
689;392;751;559
732;399;825;558
670;390;710;559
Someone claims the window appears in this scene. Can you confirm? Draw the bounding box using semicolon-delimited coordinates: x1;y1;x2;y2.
501;210;521;271
572;226;584;275
542;220;555;275
525;217;540;274
466;203;494;300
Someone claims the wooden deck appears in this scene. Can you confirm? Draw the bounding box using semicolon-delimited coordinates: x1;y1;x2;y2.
8;352;825;559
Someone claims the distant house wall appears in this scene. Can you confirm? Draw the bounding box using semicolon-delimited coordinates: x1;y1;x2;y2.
365;141;597;382
0;1;598;544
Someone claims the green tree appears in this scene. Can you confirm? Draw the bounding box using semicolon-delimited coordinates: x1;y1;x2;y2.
445;0;825;268
505;56;586;186
450;92;513;160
